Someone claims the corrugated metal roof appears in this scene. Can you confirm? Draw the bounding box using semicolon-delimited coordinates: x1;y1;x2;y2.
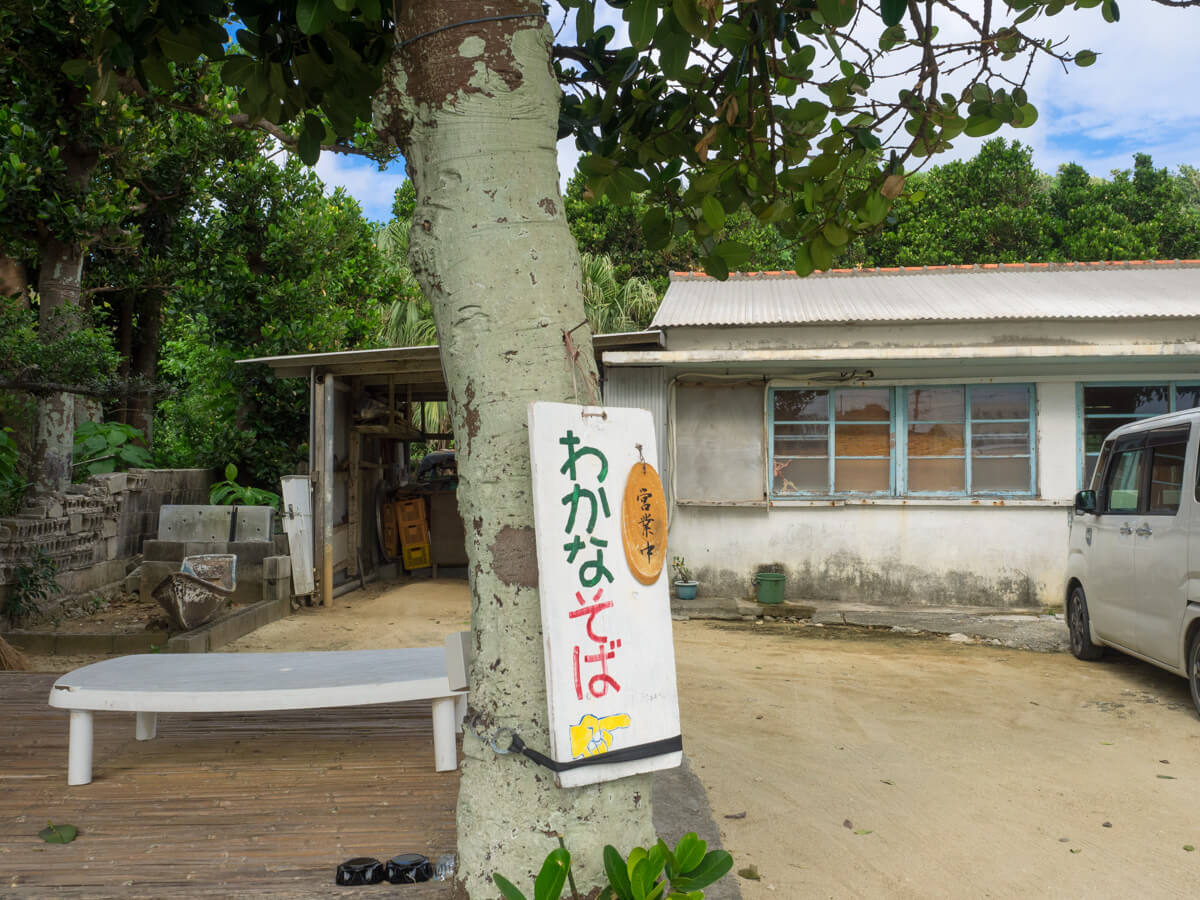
651;261;1200;328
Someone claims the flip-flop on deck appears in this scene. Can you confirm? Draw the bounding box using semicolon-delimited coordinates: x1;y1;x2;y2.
48;634;470;785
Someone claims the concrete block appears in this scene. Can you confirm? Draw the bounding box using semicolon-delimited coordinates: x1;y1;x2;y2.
100;519;118;538
17;503;48;519
4;632;55;654
68;514;84;534
104;536;119;558
122;572;141;594
46;499;64;519
93;473;128;494
158;505;274;542
263;555;291;580
112;632;168;653
143;539;186;562
0;525;11;543
167;630;208;653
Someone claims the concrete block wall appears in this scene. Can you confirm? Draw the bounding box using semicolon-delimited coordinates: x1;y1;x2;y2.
0;468;214;619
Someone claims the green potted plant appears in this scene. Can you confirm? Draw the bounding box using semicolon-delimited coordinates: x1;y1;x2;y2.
671;556;698;600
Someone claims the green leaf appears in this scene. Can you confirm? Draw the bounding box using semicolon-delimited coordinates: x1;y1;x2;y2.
671;833;706;874
626;0;658;48
533;847;570;900
1011;103;1038;128
1102;0;1119;22
642;207;672;251
221;56;255;86
298;130;321;166
605;846;634;900
809;234;834;270
296;0;330;35
84;435;107;453
1074;49;1097;67
701;194;726;231
493;873;528;900
702;253;729;280
817;0;856;28
823;222;850;246
714;240;751;269
140;54;174;91
657;28;690;79
794;244;815;277
963;115;1002;137
225;463;238;482
60;59;90;80
672;0;705;36
577;3;595;40
90;70;116;104
880;0;906;26
39;823;77;844
669;850;734;893
156;30;200;65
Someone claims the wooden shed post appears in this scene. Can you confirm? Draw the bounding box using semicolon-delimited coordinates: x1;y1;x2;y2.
313;373;336;606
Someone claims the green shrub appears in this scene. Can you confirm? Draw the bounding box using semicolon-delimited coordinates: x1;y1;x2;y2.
0;427;27;516
4;548;62;627
72;421;154;478
209;463;281;509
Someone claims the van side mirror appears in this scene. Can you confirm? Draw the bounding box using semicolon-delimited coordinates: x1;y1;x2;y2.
1074;490;1097;514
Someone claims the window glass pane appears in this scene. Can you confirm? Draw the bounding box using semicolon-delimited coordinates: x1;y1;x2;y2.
1084;384;1168;417
971;386;1029;420
835;389;890;421
1085;416;1139;454
908;458;964;492
773;458;827;493
973;458;1030;492
1148;440;1187;514
971;422;1030;457
1175;386;1200;411
908;423;965;457
773;423;828;458
835;424;889;458
774;390;828;422
835;459;890;492
1104;449;1143;513
908;387;964;422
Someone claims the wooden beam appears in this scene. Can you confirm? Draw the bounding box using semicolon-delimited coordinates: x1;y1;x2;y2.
313;373;335;607
347;377;362;578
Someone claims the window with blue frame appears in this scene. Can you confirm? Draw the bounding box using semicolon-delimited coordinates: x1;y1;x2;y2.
1080;383;1200;487
770;384;1036;498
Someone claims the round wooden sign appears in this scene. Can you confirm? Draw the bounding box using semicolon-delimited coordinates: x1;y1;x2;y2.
622;461;668;585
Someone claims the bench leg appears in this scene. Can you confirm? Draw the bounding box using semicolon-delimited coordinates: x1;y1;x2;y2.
136;712;157;741
432;697;458;772
454;693;467;733
67;710;94;786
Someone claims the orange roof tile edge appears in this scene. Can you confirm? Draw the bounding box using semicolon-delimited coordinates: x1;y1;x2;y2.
670;260;1200;279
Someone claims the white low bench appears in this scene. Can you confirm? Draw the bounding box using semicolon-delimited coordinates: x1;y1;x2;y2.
48;633;470;786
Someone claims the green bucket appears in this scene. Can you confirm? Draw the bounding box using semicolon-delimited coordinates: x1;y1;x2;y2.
753;572;785;605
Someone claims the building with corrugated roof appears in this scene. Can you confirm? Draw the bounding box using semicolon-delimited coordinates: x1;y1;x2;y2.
601;261;1200;609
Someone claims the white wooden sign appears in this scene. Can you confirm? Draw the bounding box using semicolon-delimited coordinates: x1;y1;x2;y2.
528;401;682;788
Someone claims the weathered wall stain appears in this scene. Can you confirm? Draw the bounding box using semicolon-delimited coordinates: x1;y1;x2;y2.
700;549;1041;608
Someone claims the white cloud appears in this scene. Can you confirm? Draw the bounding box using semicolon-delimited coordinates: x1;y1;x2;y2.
312;153;409;223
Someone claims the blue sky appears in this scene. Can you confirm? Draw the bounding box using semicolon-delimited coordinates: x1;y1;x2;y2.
314;4;1200;224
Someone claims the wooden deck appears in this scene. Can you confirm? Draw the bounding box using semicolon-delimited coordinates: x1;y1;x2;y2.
1;673;458;898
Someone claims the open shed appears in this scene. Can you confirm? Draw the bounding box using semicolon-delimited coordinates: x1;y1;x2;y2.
239;332;663;603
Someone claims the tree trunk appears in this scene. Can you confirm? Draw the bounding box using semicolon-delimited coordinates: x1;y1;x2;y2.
34;237;86;492
128;289;162;442
378;3;655;895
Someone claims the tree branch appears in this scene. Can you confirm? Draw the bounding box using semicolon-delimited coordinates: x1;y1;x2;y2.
226;114;380;159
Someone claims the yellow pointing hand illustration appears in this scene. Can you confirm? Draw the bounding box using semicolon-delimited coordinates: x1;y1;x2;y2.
569;713;631;759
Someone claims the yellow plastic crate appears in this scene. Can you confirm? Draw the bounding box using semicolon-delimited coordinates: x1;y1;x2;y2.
402;543;431;570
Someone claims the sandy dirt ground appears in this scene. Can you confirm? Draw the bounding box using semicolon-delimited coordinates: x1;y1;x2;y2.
27;578;1200;897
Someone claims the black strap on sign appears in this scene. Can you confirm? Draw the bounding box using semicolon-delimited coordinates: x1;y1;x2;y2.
507;733;683;773
228;505;239;542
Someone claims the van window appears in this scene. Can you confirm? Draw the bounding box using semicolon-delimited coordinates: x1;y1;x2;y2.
1147;426;1189;515
1103;447;1145;513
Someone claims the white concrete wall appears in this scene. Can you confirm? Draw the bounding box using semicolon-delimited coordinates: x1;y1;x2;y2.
670;503;1067;608
665;376;1086;608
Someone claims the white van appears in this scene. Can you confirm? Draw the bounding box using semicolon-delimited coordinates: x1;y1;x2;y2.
1066;407;1200;715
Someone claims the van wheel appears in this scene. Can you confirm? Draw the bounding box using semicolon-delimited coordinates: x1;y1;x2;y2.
1068;585;1104;661
1188;633;1200;719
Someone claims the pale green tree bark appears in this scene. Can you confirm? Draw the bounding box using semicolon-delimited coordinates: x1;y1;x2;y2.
376;2;655;895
